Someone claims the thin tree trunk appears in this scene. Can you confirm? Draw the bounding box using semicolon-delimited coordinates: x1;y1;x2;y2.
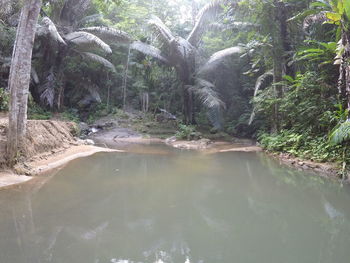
338;30;350;114
106;72;110;111
122;45;131;111
7;0;42;165
271;0;287;133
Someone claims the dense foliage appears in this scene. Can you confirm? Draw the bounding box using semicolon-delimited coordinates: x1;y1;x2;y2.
2;0;350;173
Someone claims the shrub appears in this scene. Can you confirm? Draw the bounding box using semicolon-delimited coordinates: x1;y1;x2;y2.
175;124;197;140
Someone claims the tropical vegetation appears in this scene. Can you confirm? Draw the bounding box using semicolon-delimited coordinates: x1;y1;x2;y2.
1;0;350;176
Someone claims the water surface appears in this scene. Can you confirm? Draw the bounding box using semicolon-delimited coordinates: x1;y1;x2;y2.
1;145;350;263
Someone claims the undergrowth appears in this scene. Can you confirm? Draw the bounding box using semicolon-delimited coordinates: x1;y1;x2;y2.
258;130;347;163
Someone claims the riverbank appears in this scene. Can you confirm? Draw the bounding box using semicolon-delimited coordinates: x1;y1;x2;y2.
0;115;122;189
0;145;119;189
266;151;343;180
0;111;345;189
87;113;344;180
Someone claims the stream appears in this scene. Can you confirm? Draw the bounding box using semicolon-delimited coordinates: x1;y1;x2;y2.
1;144;350;263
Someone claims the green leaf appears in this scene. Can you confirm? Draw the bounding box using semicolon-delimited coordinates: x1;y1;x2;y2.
343;0;350;20
337;0;344;15
283;75;294;83
325;12;341;22
329;121;350;145
310;1;330;9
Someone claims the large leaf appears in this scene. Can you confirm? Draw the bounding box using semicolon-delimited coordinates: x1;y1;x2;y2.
80;26;132;44
325;11;341;22
199;46;244;73
130;41;170;64
190;78;225;109
187;0;225;47
82;52;116;73
329;121;350;145
253;70;274;96
249;70;274;125
190;78;225;129
65;31;112;54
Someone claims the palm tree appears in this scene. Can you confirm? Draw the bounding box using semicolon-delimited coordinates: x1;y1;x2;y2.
33;0;131;109
129;0;243;125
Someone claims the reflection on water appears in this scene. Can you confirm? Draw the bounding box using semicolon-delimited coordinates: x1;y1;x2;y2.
1;145;350;263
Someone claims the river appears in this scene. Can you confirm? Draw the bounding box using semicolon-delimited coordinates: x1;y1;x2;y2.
1;144;350;263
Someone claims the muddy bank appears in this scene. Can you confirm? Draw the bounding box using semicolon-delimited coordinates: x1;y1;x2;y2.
0;118;78;166
0;116;122;189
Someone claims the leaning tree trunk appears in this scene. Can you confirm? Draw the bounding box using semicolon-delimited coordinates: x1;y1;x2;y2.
7;0;42;165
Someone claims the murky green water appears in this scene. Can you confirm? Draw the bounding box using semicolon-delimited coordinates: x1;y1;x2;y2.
1;145;350;263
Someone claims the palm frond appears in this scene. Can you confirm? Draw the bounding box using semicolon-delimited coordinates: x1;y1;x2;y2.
190;78;225;129
130;41;169;64
80;26;132;44
329;121;350;145
82;52;116;73
190;78;225;109
40;70;56;108
41;17;66;45
253;69;274;96
199;46;244;73
148;15;174;47
187;0;224;47
248;70;274;125
65;31;112;54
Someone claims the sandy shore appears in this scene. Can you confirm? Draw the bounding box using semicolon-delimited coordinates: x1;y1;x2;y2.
0;145;122;190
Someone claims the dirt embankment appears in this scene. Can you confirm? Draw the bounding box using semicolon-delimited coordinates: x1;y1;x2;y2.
0;116;119;189
0;119;77;166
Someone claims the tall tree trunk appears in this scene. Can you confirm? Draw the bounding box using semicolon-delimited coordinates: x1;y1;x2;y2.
122;45;131;111
338;30;350;115
271;0;290;133
7;0;42;165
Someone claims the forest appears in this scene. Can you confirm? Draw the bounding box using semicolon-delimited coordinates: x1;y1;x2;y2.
1;0;350;174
